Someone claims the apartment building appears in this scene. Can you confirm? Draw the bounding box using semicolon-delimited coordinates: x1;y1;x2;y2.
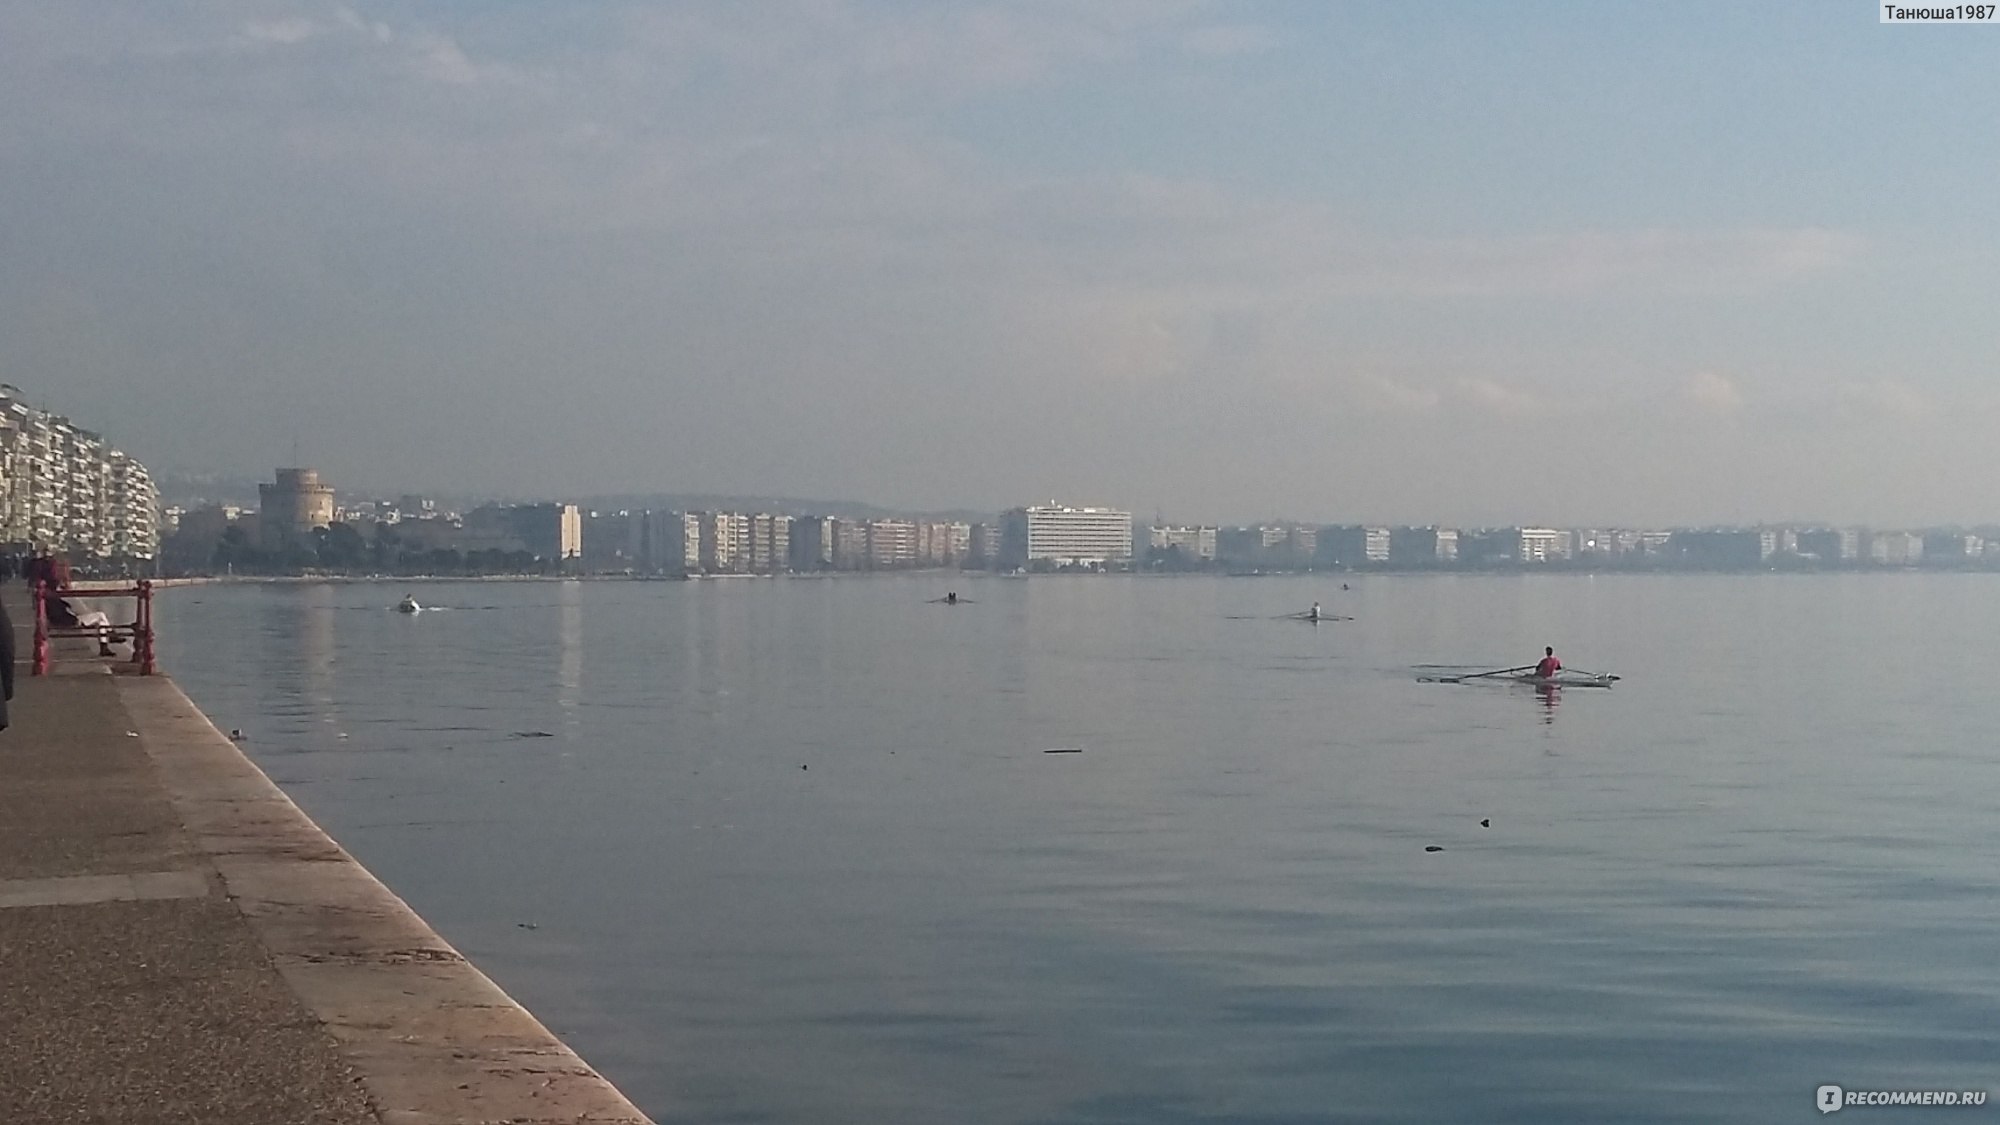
0;387;159;562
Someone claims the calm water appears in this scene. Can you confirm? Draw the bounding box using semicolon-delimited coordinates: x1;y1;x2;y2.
152;574;2000;1124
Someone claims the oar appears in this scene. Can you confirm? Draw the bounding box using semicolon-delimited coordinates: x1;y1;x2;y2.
1418;664;1537;684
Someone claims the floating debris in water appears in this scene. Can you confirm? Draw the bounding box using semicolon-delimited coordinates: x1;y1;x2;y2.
1424;845;1445;853
1480;819;1490;828
511;731;555;739
516;922;538;931
125;730;139;738
228;729;246;741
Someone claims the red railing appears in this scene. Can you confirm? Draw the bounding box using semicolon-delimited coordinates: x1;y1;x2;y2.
32;580;155;676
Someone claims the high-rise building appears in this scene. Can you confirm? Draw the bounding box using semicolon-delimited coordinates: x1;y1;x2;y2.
1667;529;1769;569
1148;525;1218;561
1797;528;1859;562
749;513;790;573
967;522;1004;569
0;387;159;562
1866;531;1923;566
1509;527;1572;563
1319;526;1392;567
510;503;583;563
1388;526;1457;565
916;521;971;566
867;519;919;568
999;505;1133;568
790;516;836;570
832;518;869;570
679;512;702;573
694;511;749;572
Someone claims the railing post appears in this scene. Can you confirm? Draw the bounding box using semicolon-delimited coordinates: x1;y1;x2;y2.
31;579;49;676
137;580;155;675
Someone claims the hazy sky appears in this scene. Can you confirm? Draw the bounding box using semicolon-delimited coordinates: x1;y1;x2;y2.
5;2;1998;526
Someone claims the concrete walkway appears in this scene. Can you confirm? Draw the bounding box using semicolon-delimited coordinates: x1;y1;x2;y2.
1;588;653;1124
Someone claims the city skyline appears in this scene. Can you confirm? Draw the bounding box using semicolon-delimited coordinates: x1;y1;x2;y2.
164;465;2000;578
8;4;2000;525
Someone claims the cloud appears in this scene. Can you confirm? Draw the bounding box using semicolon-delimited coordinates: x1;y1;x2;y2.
1452;377;1548;418
409;32;481;86
1375;228;1864;298
239;18;325;47
1836;380;1930;420
1351;372;1442;414
1686;371;1745;415
1181;24;1280;57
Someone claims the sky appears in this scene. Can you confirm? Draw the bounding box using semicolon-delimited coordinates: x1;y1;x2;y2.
4;1;1999;527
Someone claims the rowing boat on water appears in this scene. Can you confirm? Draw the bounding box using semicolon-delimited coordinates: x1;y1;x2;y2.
1502;672;1616;689
1418;668;1619;688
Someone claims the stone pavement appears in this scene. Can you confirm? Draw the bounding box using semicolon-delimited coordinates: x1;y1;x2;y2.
0;587;653;1124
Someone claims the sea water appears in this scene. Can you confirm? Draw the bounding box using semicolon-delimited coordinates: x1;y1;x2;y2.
152;574;2000;1123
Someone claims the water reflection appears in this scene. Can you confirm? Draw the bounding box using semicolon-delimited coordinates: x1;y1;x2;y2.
147;575;2000;1125
301;583;338;731
558;579;582;734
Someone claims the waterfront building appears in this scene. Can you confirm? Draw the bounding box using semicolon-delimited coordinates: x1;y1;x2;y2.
456;503;583;565
679;512;702;573
1388;526;1457;565
1216;527;1264;568
967;522;1004;569
1796;528;1861;562
258;468;336;554
917;521;971;566
631;510;680;574
0;388;159;562
1866;531;1923;566
693;511;749;573
790;516;836;570
106;451;159;562
832;518;870;570
1510;527;1572;563
1318;526;1392;568
867;519;919;568
1148;525;1218;561
1667;529;1771;569
513;503;584;563
749;513;790;573
583;510;648;572
999;505;1133;568
1921;531;1982;564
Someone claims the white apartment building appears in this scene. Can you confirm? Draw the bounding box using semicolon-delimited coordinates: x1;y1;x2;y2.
1001;505;1134;567
0;387;158;561
1149;525;1219;560
1867;531;1924;566
1512;527;1573;563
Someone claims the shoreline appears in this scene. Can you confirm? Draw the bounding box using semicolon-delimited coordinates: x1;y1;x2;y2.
0;605;658;1124
124;566;1996;588
119;671;657;1123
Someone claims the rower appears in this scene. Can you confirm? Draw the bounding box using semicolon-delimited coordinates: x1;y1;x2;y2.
945;592;957;605
1309;601;1321;622
1534;646;1561;678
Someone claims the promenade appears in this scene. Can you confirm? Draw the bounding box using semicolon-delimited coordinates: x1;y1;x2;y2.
0;587;653;1124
